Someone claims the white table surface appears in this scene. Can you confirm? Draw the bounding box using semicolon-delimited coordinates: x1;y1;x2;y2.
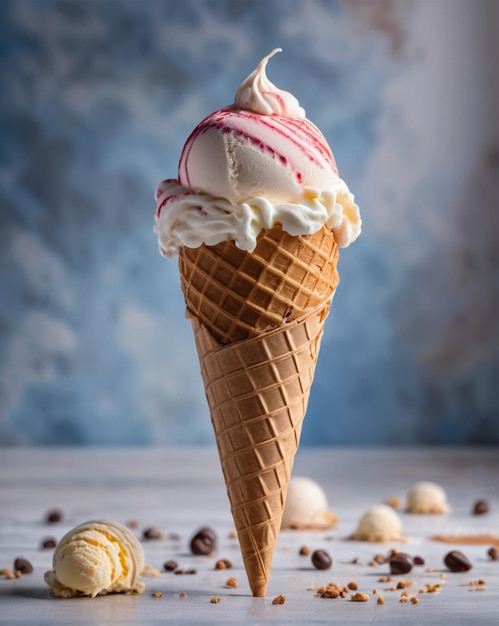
0;446;498;625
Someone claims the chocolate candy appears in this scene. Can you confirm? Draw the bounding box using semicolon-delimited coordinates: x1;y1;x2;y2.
444;550;472;572
190;527;217;555
472;500;489;515
45;509;63;524
487;547;499;561
142;527;163;540
389;553;413;575
311;549;332;570
14;558;33;574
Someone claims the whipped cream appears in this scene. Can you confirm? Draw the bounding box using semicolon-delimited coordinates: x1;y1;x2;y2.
155;178;361;257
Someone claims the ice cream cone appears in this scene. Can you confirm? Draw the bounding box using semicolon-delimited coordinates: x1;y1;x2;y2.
179;225;339;344
191;301;331;596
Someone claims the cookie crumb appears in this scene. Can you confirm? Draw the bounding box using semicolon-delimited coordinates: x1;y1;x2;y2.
377;596;385;605
272;594;286;605
210;596;222;604
411;596;420;604
152;591;162;598
179;591;187;599
142;564;160;577
351;592;370;602
299;545;311;556
386;496;401;509
347;581;358;590
224;577;238;589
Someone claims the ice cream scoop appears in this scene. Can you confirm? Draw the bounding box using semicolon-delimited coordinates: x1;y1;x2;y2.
281;476;337;530
353;504;404;542
44;520;145;598
406;481;448;514
155;48;361;258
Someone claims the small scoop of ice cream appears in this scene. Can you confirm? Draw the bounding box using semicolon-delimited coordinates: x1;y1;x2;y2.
281;476;337;530
353;504;404;542
406;481;448;514
44;520;145;598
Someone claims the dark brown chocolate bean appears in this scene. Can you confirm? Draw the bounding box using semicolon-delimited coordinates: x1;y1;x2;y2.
311;549;332;570
389;553;413;575
163;560;178;571
472;500;489;515
444;550;472;572
40;537;57;549
487;547;498;561
14;558;33;574
413;555;425;566
45;509;63;523
190;527;217;555
142;527;163;540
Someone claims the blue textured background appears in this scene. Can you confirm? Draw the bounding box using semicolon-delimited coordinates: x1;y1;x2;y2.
0;0;497;446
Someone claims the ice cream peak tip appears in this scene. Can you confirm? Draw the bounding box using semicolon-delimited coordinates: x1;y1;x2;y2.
234;48;305;119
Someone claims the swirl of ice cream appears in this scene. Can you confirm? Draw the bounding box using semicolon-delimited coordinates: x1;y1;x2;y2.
155;50;361;256
44;520;145;598
234;48;305;118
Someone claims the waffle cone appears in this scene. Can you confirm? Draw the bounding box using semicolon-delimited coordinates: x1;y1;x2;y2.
191;301;330;596
179;225;339;344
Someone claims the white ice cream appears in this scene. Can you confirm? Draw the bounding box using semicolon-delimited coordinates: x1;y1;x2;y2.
154;49;361;257
406;481;448;514
281;476;337;530
44;520;145;598
353;504;404;542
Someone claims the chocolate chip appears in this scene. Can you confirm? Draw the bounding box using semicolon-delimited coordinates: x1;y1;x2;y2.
14;558;33;574
487;547;499;561
389;553;413;575
45;509;63;524
190;527;217;555
142;527;164;540
413;555;425;566
163;560;178;572
444;550;473;572
40;537;57;549
472;500;489;515
311;549;332;570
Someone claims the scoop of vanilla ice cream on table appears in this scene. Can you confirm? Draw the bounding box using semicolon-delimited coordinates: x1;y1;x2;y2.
353;504;404;542
281;476;337;529
406;481;449;514
44;520;145;598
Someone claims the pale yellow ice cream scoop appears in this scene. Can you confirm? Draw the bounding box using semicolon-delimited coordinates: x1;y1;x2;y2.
406;481;448;514
353;504;404;542
44;520;145;598
281;477;337;529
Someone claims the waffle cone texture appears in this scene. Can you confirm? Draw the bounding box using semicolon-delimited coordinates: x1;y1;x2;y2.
180;225;339;596
192;301;331;596
179;225;339;345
